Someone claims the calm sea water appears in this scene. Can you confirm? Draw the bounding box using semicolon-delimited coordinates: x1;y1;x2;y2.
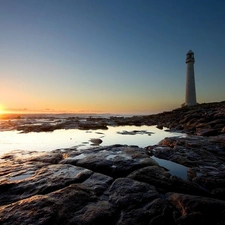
0;125;183;156
0;124;190;180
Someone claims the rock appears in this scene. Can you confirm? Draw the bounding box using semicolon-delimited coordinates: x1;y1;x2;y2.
90;138;103;145
197;128;218;136
166;192;225;225
128;166;172;192
0;194;56;225
74;200;117;225
108;178;166;225
156;124;163;129
78;122;108;130
0;162;93;206
106;178;177;225
82;172;114;196
117;130;153;135
207;119;225;127
195;123;212;129
61;145;158;178
193;173;225;200
0;183;100;225
0;140;225;224
144;198;176;225
221;126;225;133
108;178;159;208
147;135;225;199
1;150;63;164
128;166;208;196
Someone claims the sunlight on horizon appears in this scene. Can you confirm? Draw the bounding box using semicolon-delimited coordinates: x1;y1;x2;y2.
0;105;5;115
0;106;158;116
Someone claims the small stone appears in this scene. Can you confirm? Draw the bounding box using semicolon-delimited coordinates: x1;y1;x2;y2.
90;138;103;145
156;124;163;129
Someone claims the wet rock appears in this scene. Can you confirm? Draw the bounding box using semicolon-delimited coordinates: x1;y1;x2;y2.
78;122;108;130
149;135;225;167
90;138;103;145
197;128;218;136
0;163;93;206
108;178;159;208
221;126;225;133
0;194;56;225
73;200;117;225
61;145;158;178
128;166;172;192
0;184;99;225
82;172;114;196
193;173;225;200
144;198;176;225
156;124;163;129
0;138;225;224
108;178;165;225
169;176;210;196
142;101;225;135
128;166;208;196
117;130;153;135
166;192;225;225
17;123;56;133
147;135;225;199
1;150;64;164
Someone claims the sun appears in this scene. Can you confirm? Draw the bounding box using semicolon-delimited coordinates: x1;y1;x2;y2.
0;105;5;115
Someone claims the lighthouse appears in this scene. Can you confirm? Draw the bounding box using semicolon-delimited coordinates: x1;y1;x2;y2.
185;50;197;106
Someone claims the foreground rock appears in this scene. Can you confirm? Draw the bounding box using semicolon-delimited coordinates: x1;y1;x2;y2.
60;145;157;178
0;139;225;225
167;192;225;224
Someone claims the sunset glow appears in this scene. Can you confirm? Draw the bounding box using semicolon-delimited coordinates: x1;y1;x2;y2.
0;1;224;114
0;105;5;115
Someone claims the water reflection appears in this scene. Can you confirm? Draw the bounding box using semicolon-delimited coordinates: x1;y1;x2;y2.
151;156;189;180
0;125;183;156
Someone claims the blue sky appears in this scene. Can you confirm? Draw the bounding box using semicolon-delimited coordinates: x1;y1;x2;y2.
0;0;225;114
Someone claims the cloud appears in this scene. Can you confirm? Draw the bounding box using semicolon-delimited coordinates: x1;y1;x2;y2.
4;107;104;114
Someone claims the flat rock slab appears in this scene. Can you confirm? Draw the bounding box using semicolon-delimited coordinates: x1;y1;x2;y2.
0;162;93;206
60;145;158;178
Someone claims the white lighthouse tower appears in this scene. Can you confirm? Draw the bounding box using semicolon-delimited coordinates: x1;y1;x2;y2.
185;50;197;106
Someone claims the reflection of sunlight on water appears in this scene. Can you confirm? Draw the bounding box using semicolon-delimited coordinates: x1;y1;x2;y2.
0;125;184;156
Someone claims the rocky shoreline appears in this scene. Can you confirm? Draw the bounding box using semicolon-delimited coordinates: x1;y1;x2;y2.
0;101;225;224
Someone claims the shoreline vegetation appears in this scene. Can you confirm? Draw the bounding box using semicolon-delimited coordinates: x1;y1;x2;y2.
0;101;225;224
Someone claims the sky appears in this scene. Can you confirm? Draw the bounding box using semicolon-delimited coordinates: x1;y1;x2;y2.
0;0;225;115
